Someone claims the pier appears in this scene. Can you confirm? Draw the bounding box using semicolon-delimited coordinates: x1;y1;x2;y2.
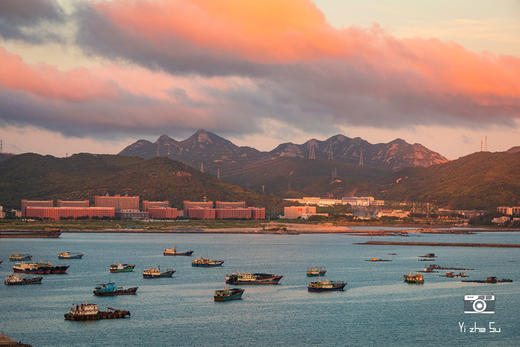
356;241;520;248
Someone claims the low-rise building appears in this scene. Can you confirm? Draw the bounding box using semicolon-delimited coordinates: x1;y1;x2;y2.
283;206;317;219
497;206;520;216
183;201;213;215
142;200;169;211
117;209;149;220
187;207;216;219
25;206;115;220
57;200;90;207
492;216;511;225
342;196;375;207
94;195;139;211
148;207;179;219
215;201;246;209
21;200;53;217
377;210;410;219
284;197;342;207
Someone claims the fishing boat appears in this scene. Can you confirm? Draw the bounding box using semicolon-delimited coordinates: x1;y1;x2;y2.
214;288;245;302
58;252;84;259
142;266;175;278
308;280;347;292
442;272;468;278
4;273;43;285
192;258;224;267
403;273;424;284
419;253;436;258
306;267;327;277
64;301;130;321
93;282;138;296
226;273;283;285
163;247;194;256
9;253;32;261
109;263;135;273
462;276;513;284
13;262;69;274
366;258;392;262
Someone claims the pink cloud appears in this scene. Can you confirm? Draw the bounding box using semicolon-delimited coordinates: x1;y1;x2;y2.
0;46;118;101
82;0;520;116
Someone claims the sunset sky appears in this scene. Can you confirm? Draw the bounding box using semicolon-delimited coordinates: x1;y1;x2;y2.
1;0;519;159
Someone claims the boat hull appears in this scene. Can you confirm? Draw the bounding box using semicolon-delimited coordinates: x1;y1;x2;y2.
226;275;283;285
214;288;244;301
192;262;224;267
4;276;43;285
65;310;131;321
13;265;69;274
143;270;175;279
93;287;138;296
0;230;61;238
308;283;346;292
164;250;193;256
59;255;83;259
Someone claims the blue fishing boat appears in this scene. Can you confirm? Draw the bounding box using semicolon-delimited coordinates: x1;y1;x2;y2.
93;282;138;296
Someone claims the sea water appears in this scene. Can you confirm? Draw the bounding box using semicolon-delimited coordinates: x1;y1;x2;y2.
1;232;519;346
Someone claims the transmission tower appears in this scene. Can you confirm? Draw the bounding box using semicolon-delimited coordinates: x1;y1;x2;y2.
359;149;364;168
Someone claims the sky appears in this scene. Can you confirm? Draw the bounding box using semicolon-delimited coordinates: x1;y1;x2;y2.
0;0;519;160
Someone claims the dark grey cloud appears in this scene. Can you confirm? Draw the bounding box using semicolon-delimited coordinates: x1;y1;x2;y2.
0;0;65;43
0;86;261;139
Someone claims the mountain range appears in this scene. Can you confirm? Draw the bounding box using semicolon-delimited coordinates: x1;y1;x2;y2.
119;129;448;174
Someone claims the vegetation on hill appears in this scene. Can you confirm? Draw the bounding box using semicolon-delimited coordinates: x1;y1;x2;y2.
381;152;520;210
0;153;286;215
222;157;389;198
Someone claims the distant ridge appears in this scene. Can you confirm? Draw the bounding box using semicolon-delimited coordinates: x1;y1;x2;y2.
120;129;448;172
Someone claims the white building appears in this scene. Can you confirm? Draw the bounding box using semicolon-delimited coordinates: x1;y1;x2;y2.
342;196;375;207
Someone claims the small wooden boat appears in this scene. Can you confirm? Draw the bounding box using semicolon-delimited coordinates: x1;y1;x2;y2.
9;253;32;261
4;273;43;285
109;263;135;273
143;266;175;278
306;267;326;277
163;247;194;256
214;288;245;301
192;258;224;267
93;282;138;296
58;252;84;259
403;273;424;284
308;280;346;292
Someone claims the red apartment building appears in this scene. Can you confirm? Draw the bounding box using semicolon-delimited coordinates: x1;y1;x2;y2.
94;195;140;211
142;200;169;211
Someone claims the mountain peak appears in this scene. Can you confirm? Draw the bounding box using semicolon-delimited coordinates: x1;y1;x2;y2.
155;134;176;143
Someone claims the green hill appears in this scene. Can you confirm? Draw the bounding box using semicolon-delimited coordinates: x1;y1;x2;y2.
0;153;285;214
222;157;390;198
381;152;520;210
